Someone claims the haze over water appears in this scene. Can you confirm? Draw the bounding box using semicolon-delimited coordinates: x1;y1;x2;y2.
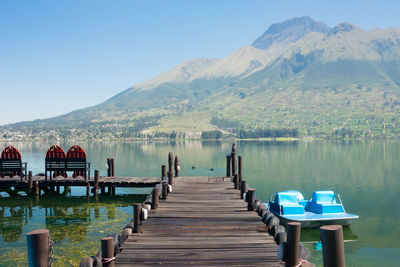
0;140;399;266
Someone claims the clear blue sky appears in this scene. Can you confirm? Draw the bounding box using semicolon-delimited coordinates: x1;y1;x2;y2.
1;0;399;125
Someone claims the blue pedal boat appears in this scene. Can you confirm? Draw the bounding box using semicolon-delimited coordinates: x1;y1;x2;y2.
267;190;359;228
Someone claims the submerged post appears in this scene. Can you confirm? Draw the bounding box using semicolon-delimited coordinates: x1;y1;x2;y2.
226;155;231;177
133;203;142;233
287;222;301;267
27;229;50;267
94;170;99;196
151;187;159;209
101;237;115;267
28;171;33;195
320;225;345;267
174;155;179;177
231;143;236;175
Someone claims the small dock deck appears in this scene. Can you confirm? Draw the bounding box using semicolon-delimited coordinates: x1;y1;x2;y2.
115;177;282;266
0;176;161;190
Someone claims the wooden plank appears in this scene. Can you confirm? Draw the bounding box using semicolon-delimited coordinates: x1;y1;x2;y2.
115;178;282;266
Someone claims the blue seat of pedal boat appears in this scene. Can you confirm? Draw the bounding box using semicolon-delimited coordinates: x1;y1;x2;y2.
307;191;344;214
270;191;305;215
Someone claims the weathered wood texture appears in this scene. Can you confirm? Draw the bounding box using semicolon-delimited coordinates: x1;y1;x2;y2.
116;177;282;266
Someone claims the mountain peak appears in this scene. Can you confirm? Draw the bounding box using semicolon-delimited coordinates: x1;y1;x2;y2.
252;16;330;49
329;22;360;35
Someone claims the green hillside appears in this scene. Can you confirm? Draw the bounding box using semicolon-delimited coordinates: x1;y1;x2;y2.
2;17;400;139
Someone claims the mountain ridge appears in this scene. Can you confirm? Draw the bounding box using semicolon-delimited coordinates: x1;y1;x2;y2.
2;16;400;139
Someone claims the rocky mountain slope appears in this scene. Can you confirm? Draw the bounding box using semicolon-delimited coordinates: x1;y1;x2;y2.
3;16;400;138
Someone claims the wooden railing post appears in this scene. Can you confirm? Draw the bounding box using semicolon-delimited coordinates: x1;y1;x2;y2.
101;237;115;267
246;189;255;211
151;187;159;209
287;222;301;267
133;203;142;233
320;225;345;267
27;229;50;267
226;155;231;177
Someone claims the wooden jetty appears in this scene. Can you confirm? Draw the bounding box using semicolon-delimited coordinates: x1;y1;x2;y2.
115;176;282;266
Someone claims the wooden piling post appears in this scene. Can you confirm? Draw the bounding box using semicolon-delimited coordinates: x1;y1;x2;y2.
152;187;159;209
35;181;40;196
287;222;301;267
161;182;168;199
101;187;105;195
28;171;33;195
86;183;90;197
233;174;239;190
107;158;111;177
246;189;255;211
231;143;236;175
226;155;231;177
94;170;99;196
27;229;49;267
133;203;142;233
168;171;173;185
174;155;179;177
111;158;115;177
320;225;345;267
56;185;60;194
111;186;115;196
101;236;115;267
161;165;166;178
240;181;248;199
168;152;173;175
238;156;242;185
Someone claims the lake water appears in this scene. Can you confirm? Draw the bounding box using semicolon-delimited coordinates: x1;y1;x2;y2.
0;140;399;266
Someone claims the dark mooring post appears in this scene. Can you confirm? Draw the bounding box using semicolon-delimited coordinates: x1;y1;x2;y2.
238;155;242;184
233;174;239;190
226;155;231;177
27;229;50;267
231;143;237;175
86;183;90;197
101;237;115;267
168;152;173;178
35;181;40;196
320;225;345;267
161;165;166;178
151;187;159;209
133;203;142;233
28;171;33;195
246;189;255;211
174;155;179;177
110;158;115;177
107;158;111;177
94;170;99;196
168;171;173;185
240;181;248;200
287;222;301;267
162;182;168;199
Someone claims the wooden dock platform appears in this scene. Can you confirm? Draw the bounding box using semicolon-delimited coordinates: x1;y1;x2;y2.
0;176;161;190
115;177;282;266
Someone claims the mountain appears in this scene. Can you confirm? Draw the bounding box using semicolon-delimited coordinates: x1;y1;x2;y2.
2;16;400;139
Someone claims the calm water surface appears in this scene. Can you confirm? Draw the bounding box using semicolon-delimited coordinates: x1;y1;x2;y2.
0;141;399;266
